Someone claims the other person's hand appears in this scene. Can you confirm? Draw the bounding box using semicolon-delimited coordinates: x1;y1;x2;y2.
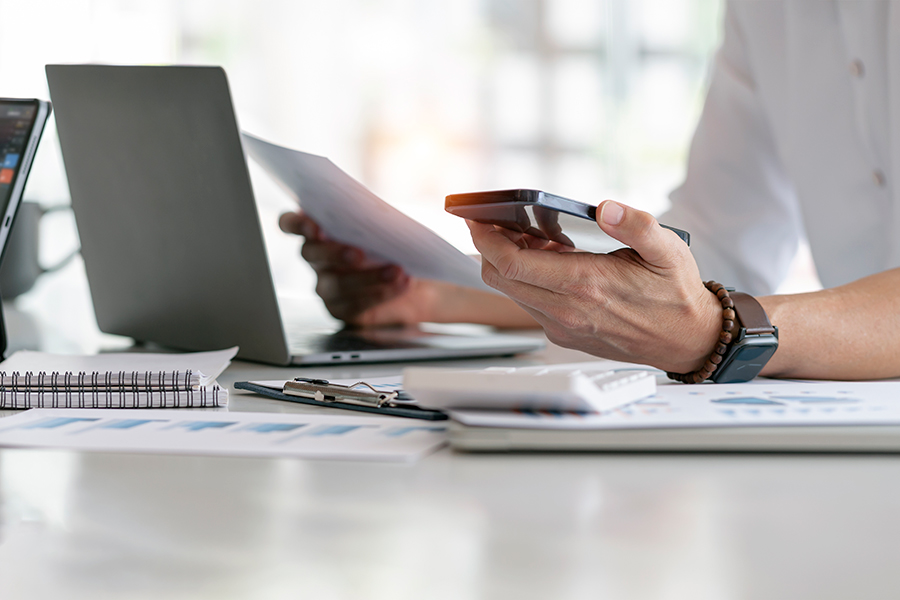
279;210;440;326
467;201;722;374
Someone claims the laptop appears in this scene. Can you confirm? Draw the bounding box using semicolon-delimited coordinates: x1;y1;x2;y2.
45;65;544;366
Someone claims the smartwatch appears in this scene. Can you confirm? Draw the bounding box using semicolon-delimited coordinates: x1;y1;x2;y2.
710;292;779;383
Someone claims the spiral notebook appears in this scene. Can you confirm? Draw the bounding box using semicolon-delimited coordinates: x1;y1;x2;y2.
0;347;237;409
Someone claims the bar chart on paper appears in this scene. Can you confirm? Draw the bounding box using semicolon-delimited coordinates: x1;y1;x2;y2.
0;409;447;462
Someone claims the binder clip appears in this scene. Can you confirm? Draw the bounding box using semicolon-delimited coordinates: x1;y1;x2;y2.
284;377;401;408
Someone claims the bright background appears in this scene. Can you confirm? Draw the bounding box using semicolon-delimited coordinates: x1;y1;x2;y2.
0;0;816;351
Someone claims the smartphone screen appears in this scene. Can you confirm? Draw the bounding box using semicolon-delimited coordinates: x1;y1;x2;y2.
446;189;689;254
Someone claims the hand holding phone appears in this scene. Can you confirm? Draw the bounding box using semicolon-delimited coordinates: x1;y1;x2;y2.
445;189;689;253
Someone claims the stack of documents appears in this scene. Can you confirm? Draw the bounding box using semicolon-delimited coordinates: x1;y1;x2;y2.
449;379;900;452
0;408;446;462
0;347;237;409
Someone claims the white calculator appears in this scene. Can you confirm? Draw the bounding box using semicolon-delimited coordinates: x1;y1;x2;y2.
402;363;657;413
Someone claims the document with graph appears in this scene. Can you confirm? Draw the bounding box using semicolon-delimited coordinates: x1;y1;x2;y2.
453;380;900;429
0;409;447;462
450;379;900;452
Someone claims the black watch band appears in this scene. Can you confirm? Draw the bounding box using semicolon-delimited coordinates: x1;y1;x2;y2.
709;292;779;383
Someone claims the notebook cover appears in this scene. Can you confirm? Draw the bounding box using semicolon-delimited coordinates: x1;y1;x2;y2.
234;381;448;421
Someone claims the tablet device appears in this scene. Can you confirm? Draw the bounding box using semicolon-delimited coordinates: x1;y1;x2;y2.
0;99;51;263
0;98;52;356
445;189;689;253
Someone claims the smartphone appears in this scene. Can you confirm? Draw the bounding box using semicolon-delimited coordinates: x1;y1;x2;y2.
0;98;52;263
445;189;689;254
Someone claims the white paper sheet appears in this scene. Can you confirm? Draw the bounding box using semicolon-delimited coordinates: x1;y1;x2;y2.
0;409;446;462
452;380;900;429
242;132;492;292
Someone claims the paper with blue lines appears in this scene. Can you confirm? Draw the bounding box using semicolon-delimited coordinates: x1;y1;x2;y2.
452;380;900;430
0;409;446;462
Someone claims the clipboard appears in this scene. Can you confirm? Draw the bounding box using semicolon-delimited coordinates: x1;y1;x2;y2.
234;379;448;421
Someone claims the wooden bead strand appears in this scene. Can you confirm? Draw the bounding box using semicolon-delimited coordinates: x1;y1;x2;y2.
667;281;735;384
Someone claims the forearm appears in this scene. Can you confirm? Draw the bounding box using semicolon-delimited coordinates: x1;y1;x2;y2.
759;268;900;380
427;281;540;329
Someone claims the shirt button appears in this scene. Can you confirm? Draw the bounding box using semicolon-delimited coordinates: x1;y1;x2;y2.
850;59;866;78
873;169;886;187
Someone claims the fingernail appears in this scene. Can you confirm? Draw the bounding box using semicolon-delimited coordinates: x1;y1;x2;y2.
600;201;624;226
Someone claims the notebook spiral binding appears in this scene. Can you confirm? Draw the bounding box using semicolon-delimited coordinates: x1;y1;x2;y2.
0;370;225;409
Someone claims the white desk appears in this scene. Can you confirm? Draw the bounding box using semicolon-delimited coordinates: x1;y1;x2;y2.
1;292;899;599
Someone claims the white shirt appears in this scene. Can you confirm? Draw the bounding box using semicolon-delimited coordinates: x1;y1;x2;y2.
664;0;900;296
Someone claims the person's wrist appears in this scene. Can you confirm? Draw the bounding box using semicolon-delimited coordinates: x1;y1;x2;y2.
409;279;447;323
667;281;737;383
660;283;722;374
756;295;786;377
692;285;728;370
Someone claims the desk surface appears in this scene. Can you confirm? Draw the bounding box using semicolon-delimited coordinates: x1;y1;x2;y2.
1;297;899;599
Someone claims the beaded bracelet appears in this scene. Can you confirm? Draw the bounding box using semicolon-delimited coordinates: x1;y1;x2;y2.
666;281;736;384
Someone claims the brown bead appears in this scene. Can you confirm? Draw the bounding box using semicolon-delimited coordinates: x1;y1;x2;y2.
723;319;734;332
716;288;728;299
723;308;735;321
719;331;732;345
709;353;723;365
722;297;734;309
715;342;728;355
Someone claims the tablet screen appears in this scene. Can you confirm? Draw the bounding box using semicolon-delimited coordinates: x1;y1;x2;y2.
0;101;39;218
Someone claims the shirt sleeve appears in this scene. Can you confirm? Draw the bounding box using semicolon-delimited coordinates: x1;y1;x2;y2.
661;0;803;296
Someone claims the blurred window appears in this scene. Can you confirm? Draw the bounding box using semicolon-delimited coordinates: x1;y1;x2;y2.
0;0;722;295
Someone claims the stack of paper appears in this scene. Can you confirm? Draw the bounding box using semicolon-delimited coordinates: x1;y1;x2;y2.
0;409;447;462
449;379;900;452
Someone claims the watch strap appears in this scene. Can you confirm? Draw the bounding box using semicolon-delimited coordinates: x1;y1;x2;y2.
730;292;775;335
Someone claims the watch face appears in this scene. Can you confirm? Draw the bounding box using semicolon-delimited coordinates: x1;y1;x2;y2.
712;336;779;384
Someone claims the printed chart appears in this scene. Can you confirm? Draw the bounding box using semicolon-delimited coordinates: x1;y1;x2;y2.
452;380;900;430
0;409;447;462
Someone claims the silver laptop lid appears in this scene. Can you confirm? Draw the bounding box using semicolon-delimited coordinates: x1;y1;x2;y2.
47;65;292;365
48;64;544;366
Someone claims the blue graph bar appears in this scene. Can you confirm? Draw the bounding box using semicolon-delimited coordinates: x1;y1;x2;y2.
383;426;444;438
772;395;858;404
307;425;361;437
171;421;236;432
98;419;165;430
713;397;784;406
240;423;305;433
20;417;101;429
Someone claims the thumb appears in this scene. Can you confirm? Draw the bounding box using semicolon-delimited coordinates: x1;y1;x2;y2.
596;200;683;267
